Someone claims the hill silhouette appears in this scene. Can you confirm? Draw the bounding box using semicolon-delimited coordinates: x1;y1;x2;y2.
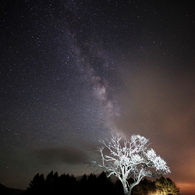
0;183;24;195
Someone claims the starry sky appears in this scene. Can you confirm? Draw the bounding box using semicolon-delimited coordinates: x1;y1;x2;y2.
0;0;195;194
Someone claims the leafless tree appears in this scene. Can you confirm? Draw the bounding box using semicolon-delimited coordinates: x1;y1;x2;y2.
92;134;170;195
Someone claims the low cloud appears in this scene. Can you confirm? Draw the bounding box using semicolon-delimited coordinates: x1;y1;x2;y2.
36;146;89;165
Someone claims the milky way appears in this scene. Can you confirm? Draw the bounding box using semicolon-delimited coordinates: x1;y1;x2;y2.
1;1;195;194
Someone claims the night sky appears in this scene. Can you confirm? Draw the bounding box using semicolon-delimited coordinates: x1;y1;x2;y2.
1;0;195;194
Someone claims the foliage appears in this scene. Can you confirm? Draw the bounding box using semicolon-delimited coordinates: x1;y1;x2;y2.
155;177;180;195
23;171;179;195
24;171;115;195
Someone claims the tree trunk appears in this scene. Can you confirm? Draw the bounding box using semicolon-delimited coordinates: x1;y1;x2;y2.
124;189;132;195
124;183;138;195
128;187;133;195
123;186;129;195
122;183;133;195
122;181;130;195
121;179;139;195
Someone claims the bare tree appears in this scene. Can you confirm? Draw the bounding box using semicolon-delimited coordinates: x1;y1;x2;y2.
93;134;170;195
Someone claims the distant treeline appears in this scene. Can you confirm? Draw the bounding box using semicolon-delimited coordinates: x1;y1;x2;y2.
23;171;179;195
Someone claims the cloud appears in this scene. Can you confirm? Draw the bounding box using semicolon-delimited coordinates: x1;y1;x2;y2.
36;146;89;165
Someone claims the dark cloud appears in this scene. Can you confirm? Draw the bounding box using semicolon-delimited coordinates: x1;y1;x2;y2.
36;146;89;165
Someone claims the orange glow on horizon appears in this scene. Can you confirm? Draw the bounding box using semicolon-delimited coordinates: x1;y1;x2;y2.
177;182;195;194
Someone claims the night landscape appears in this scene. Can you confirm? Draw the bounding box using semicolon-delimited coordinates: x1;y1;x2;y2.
1;0;195;194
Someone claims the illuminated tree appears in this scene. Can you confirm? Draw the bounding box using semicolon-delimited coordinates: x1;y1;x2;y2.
155;177;179;195
93;134;170;195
